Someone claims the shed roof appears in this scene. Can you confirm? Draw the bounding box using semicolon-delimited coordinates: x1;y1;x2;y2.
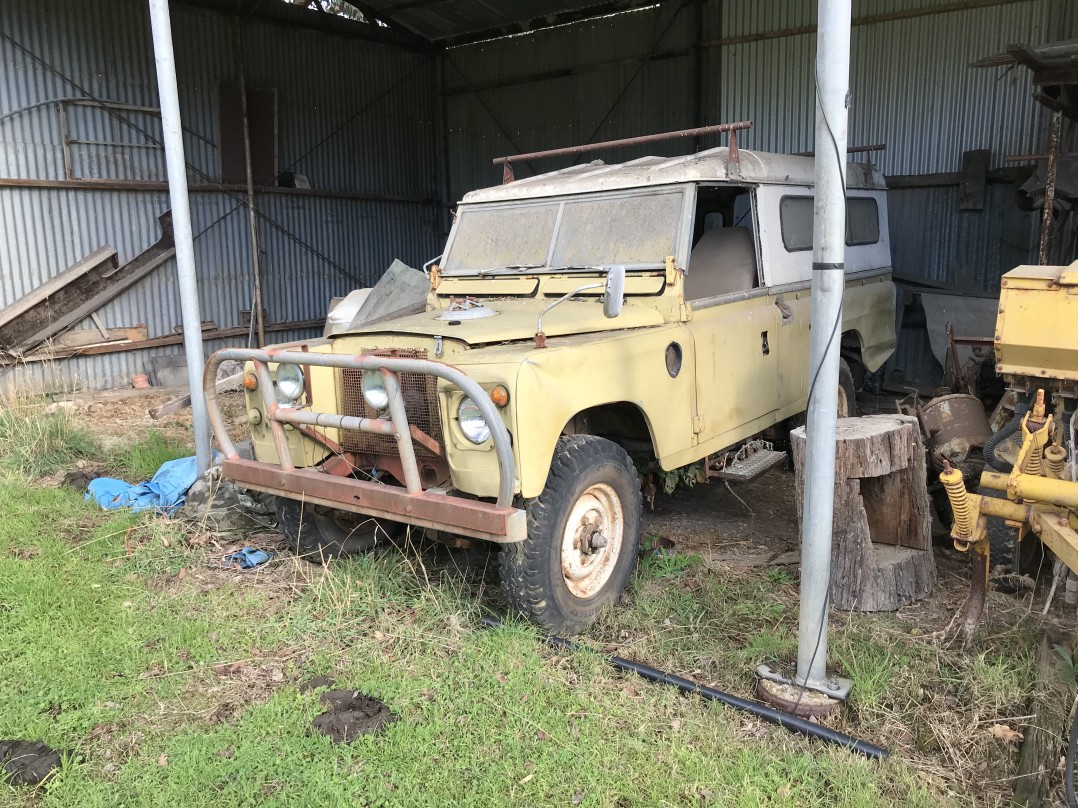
339;0;663;46
461;147;887;204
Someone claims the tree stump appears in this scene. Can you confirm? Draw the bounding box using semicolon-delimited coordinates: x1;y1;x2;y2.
791;414;936;611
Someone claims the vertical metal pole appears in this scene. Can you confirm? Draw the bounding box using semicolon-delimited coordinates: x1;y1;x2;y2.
234;16;266;347
148;0;212;473
796;0;851;688
1038;110;1062;266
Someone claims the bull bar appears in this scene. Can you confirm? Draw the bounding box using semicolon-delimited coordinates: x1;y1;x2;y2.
203;348;527;543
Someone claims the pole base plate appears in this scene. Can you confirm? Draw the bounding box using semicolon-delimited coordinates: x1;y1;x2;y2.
755;677;845;718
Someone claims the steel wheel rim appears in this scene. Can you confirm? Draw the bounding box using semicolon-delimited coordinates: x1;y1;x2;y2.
560;482;624;599
837;384;850;418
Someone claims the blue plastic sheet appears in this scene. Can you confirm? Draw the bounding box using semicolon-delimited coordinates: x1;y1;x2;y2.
86;455;202;515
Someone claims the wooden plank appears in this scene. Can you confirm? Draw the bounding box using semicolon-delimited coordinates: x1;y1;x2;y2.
50;325;148;350
0;246;117;330
148;372;243;420
4;318;324;364
1011;629;1072;806
12;240;175;352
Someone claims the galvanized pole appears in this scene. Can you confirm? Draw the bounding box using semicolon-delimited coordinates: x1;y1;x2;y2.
148;0;212;473
796;0;851;689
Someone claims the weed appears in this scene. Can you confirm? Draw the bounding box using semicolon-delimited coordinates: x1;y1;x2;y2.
0;398;97;477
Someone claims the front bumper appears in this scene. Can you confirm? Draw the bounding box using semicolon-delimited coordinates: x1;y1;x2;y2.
204;347;526;543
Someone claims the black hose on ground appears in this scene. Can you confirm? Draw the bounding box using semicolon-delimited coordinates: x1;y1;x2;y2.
983;398;1030;473
480;616;888;761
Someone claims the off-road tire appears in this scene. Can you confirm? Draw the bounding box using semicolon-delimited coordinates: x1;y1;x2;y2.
277;497;399;564
838;359;858;418
499;435;643;635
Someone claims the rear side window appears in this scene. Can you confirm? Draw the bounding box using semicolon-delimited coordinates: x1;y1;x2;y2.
779;196;813;251
846;197;880;245
779;195;881;251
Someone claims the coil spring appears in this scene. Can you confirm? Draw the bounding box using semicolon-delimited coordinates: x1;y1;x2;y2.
1045;446;1067;479
942;471;974;538
1025;444;1044;477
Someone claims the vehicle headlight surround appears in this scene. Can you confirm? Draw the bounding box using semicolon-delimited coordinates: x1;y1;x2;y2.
362;370;390;411
457;396;491;445
276;364;305;401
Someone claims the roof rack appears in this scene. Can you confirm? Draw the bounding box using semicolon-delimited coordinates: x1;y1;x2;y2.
493;120;753;184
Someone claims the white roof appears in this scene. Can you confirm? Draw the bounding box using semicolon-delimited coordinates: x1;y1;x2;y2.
462;146;887;204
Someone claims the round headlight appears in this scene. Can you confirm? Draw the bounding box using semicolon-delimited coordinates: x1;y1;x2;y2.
457;396;491;445
276;364;305;400
362;371;389;411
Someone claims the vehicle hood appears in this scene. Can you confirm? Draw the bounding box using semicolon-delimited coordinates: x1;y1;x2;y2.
340;299;665;347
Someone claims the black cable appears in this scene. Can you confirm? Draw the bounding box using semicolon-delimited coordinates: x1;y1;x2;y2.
480;617;889;760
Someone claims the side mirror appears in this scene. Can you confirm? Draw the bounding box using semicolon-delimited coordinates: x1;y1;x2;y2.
603;265;625;318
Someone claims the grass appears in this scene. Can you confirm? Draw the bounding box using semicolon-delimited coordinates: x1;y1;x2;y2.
0;399;97;477
106;429;192;481
0;407;1056;806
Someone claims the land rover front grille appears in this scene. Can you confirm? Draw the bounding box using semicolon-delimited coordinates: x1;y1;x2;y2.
338;349;444;459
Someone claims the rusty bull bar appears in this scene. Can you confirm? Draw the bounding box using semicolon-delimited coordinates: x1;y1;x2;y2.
203;348;527;543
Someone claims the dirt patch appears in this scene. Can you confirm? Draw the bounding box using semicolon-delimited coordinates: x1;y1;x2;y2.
310;688;396;743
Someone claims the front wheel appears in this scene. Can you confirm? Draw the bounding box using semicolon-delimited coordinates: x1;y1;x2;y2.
499;435;643;635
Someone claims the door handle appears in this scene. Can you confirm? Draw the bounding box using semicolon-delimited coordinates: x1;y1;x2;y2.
775;296;794;325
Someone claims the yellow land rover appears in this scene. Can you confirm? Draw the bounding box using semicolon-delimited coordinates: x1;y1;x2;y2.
204;144;896;634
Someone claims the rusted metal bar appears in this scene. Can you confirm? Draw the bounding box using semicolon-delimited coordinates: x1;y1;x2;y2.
0;177;439;206
492;121;754;167
222;459;527;542
1004;151;1078;162
57;101;73;181
793;143;887;156
1039;110;1062;265
204;347;517;508
234;17;266;348
963;537;989;644
382;368;422;494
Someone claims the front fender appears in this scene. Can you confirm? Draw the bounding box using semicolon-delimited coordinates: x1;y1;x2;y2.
512;326;695;498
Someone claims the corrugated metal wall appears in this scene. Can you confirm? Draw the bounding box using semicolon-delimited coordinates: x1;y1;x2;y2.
3;0;1075;393
444;0;1075;384
0;0;440;392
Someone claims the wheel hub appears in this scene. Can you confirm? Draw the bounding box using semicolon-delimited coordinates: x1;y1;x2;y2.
560;483;624;598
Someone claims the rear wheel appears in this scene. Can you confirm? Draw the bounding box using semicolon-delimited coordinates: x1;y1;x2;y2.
276;498;401;563
499;435;643;635
838;359;858;418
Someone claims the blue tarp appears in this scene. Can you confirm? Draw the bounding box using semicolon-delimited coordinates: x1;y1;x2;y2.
86;455;202;515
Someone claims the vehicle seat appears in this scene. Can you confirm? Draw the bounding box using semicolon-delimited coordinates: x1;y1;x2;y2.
684;228;758;301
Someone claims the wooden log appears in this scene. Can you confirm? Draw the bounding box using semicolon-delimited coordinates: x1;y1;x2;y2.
792;414;936;611
1011;629;1072;807
148;372;243;420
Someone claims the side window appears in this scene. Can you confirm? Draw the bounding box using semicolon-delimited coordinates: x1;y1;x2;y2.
780;195;882;252
779;196;813;251
846;197;880;245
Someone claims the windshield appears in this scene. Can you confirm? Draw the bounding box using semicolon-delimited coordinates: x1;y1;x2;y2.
443;189;686;274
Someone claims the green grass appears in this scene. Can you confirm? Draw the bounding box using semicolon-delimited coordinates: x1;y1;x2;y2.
106;430;192;481
0;473;945;807
0;411;1049;806
0;400;97;477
